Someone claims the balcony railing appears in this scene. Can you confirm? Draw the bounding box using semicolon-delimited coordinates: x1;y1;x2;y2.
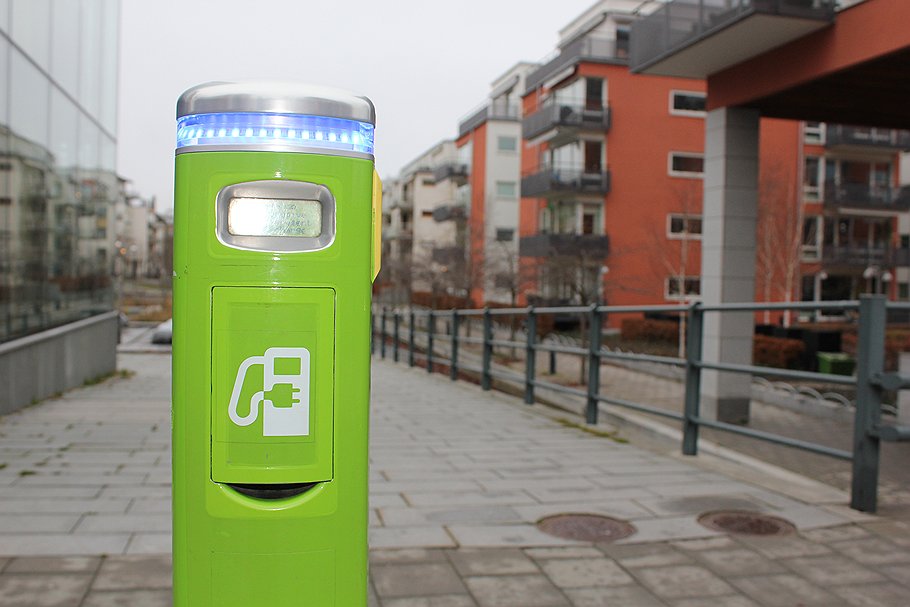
523;98;611;141
825;126;910;150
631;0;836;77
431;245;464;266
458;102;521;138
519;233;610;258
433;163;469;185
822;246;891;268
521;165;611;198
525;36;627;93
432;203;466;222
822;180;910;212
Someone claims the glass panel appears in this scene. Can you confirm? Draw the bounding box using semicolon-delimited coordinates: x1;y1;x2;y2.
0;39;8;125
0;0;9;33
51;0;80;97
50;87;79;169
100;134;116;172
78;113;99;170
10;48;49;148
79;0;101;118
497;136;516;152
495;181;516;198
10;0;50;71
99;0;119;133
671;154;704;174
672;92;706;113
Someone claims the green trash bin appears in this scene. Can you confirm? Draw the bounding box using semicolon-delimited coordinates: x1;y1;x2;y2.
817;352;856;376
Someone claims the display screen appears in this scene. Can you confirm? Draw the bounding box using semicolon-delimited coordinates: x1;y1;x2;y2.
227;197;322;237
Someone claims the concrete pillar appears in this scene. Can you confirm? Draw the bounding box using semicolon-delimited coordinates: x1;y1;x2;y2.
700;107;760;424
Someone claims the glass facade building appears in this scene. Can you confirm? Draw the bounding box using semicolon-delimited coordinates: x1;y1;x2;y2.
0;0;120;342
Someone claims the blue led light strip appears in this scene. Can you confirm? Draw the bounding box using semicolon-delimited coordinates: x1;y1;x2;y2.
176;112;374;155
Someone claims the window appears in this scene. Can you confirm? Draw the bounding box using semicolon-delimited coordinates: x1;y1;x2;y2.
421;178;434;187
497;136;517;152
801;217;820;260
804;122;825;144
670;91;706;115
666;276;701;299
615;26;630;58
669;153;704;177
495;228;514;242
496;181;517;198
804;156;821;199
421;210;433;218
668;214;702;238
900;282;910;300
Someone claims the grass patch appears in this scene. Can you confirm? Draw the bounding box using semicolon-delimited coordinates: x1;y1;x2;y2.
554;417;629;443
18;470;36;477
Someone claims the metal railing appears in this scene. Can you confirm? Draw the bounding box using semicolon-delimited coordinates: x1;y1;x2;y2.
371;296;910;513
521;164;611;198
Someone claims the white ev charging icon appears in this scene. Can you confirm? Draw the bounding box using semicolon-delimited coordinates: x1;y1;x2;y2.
228;347;311;437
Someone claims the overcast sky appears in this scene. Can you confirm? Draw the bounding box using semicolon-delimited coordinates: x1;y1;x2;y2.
116;0;597;210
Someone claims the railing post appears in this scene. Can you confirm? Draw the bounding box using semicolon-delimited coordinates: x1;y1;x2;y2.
380;307;387;359
408;310;416;368
549;349;557;374
450;309;459;381
393;311;400;363
427;311;435;374
851;294;887;512
481;307;493;390
585;305;602;425
525;306;536;404
683;303;703;456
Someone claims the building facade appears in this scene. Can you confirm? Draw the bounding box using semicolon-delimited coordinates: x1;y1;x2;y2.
0;0;121;343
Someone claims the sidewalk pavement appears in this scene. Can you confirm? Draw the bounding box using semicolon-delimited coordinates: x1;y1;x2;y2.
0;352;908;605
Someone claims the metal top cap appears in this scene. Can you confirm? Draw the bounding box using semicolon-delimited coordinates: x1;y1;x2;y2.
177;81;375;125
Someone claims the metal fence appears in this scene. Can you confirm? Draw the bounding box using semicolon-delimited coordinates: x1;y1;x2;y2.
371;295;910;513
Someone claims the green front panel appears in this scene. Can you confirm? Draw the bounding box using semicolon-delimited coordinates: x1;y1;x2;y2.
212;287;334;485
173;150;372;607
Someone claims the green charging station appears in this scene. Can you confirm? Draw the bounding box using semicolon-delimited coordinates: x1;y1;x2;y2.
172;82;380;606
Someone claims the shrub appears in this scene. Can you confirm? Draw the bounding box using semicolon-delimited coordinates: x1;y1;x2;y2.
753;334;804;369
620;318;679;344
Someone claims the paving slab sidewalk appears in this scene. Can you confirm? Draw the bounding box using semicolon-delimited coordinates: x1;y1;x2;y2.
0;353;908;605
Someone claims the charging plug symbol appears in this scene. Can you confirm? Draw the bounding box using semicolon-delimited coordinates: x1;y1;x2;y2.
264;382;301;408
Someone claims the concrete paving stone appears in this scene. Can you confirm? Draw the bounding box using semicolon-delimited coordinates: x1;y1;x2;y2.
0;498;130;515
631;565;735;599
372;480;484;494
447;524;582;548
92;555;171;590
494;466;604;480
370;509;382;527
828;537;910;565
423;506;522;525
591;473;714;491
834;583;910;607
371;562;466;598
0;534;130;556
634;494;774;517
525;547;604;560
771;505;849;530
670;536;739;551
76;514;170;533
669;596;760;607
369;526;455;549
80;589;172;607
801;524;870;543
1;487;102;499
4;556;101;574
526;487;656;504
539;557;634;588
382;597;477;607
735;535;832;559
477;477;599;492
97;486;171;499
127;498;171;514
563;585;666;607
446;548;539;576
783;554;887;586
14;474;148;487
369;549;448;565
600;543;695;568
404;490;537;508
0;573;93;607
618;516;721;545
691;548;786;577
369;494;408;508
0;515;80;533
730;574;846;606
125;533;171;555
463;575;570;607
878;563;910;587
514;501;654;522
645;482;757;498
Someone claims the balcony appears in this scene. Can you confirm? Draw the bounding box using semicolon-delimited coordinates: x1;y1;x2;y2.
519;233;610;258
432;245;464;266
433;162;469;185
523;99;611;144
630;0;835;78
521;165;611;199
525;36;628;93
821;246;891;269
384;224;413;240
432;203;466;222
822;180;910;212
824;125;910;151
458;102;520;138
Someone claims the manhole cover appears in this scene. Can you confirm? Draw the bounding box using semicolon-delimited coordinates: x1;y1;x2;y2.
537;513;636;543
698;510;796;536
